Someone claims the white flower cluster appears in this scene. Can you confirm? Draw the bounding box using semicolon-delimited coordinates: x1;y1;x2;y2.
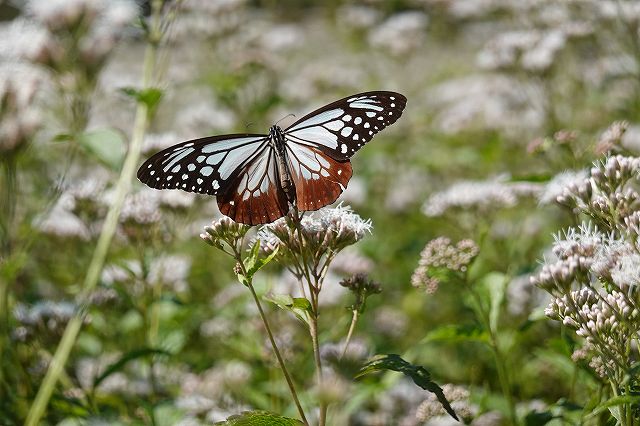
148;255;192;293
172;0;247;41
255;204;372;259
0;62;43;152
368;11;428;56
422;175;540;217
478;29;570;72
415;384;476;423
545;287;638;380
427;75;545;135
22;0;138;69
536;151;640;385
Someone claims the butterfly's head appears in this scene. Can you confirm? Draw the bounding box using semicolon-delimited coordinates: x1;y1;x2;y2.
269;125;284;140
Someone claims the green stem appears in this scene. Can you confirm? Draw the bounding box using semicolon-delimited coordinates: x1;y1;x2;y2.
24;4;164;424
309;311;326;426
289;209;327;426
340;309;359;360
0;155;16;401
468;287;518;426
235;249;309;426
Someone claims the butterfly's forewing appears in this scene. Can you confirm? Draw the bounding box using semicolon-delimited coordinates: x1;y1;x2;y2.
282;91;405;211
137;134;268;196
284;91;406;160
216;144;289;225
138;91;407;222
285;144;352;211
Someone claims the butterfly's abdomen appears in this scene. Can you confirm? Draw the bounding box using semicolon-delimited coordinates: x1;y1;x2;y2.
270;126;297;205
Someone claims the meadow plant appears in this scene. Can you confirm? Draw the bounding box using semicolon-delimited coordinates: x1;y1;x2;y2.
201;205;457;425
8;1;640;424
531;151;640;425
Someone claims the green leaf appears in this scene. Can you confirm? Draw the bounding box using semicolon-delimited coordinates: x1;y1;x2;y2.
79;129;127;170
422;324;489;344
524;410;556;426
213;410;304;425
92;348;170;389
242;240;261;278
52;133;73;143
586;395;640;419
247;244;279;277
356;354;458;421
481;272;506;333
263;293;312;327
119;87;164;112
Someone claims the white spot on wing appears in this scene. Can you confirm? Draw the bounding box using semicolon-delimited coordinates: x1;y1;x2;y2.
201;166;213;176
207;152;225;165
287;108;344;131
340;127;353;137
350;101;383;111
163;147;194;172
288;127;338;149
324;120;345;131
341;144;347;154
201;137;263;153
354;117;362;125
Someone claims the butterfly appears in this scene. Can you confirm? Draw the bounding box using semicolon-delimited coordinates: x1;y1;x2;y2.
137;91;407;225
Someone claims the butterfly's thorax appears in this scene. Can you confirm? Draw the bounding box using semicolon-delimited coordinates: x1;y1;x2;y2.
270;126;296;205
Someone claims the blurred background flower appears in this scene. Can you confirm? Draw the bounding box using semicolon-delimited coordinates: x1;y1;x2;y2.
4;0;640;424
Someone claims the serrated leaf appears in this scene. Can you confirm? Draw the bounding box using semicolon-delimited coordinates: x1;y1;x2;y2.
422;324;489;344
213;410;304;425
356;354;458;421
93;348;170;389
263;293;311;327
79;129;126;170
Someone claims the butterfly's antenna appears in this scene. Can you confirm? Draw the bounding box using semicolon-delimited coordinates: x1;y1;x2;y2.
275;113;296;126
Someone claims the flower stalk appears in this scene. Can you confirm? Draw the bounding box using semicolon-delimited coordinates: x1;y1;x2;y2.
231;245;309;426
25;2;165;424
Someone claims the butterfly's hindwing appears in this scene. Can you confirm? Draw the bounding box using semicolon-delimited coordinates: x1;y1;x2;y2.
217;144;289;225
137;91;406;224
137;134;269;196
284;91;406;160
285;143;352;212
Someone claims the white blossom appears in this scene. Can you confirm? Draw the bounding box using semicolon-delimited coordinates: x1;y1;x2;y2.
539;170;588;205
422;176;540;216
368;11;428;56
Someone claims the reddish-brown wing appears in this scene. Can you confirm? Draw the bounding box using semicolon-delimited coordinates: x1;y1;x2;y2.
216;144;290;225
285;143;352;212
